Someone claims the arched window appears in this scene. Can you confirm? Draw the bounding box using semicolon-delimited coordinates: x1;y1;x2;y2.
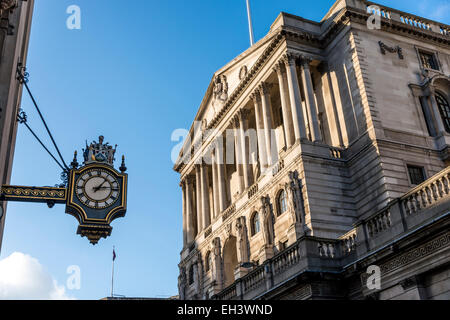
277;190;287;216
436;92;450;133
251;212;260;236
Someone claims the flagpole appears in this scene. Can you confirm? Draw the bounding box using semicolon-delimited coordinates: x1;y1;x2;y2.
246;0;255;46
111;246;115;298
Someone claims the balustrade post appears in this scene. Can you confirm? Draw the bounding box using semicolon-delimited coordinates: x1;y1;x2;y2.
264;262;273;291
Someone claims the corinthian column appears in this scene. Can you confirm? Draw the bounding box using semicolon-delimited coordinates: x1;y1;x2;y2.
259;82;277;166
232;116;244;194
274;61;294;148
195;165;203;232
200;163;211;228
283;53;307;141
300;56;321;142
211;148;219;218
238;108;252;188
185;176;195;243
251;90;268;170
181;180;187;246
215;140;227;213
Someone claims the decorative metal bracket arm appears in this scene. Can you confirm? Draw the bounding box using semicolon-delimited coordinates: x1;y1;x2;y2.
379;41;404;59
0;185;67;208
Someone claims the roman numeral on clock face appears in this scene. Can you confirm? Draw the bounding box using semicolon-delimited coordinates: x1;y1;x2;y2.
75;168;121;209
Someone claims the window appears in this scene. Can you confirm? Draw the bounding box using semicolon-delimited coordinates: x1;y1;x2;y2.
277;190;287;216
419;51;439;70
205;252;212;272
251;212;260;236
407;165;426;185
436;92;450;133
188;265;194;285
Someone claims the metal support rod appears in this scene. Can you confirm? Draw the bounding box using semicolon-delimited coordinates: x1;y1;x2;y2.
17;65;70;171
17;111;67;173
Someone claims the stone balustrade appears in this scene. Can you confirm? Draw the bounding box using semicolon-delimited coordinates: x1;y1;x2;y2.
221;203;236;222
365;1;445;34
440;26;449;36
247;183;259;200
366;4;391;20
400;15;431;30
401;167;450;216
329;147;344;159
366;209;392;238
318;241;337;258
242;266;266;293
272;242;301;275
340;229;357;255
213;237;345;300
216;283;237;300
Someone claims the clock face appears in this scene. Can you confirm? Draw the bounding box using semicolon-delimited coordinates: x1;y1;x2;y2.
75;169;120;209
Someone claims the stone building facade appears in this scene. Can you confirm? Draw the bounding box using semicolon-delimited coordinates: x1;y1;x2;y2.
0;0;34;251
174;0;450;300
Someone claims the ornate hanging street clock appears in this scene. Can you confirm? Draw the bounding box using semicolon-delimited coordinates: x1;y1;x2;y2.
0;135;128;245
65;136;128;244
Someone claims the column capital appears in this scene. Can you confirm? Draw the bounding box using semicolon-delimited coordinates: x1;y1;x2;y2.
230;114;240;128
282;52;300;66
237;108;251;121
186;175;195;184
273;60;286;75
299;55;312;67
250;89;262;102
259;82;273;95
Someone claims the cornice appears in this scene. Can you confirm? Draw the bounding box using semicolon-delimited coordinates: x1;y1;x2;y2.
342;8;450;47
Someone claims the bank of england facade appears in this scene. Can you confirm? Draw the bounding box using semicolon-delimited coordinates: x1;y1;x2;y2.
174;0;450;300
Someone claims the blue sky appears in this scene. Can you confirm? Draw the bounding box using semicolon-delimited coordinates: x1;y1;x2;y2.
0;0;448;300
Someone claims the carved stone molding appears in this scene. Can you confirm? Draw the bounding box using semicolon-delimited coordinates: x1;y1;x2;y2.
273;60;286;75
213;74;228;102
379;41;404;59
282;52;299;66
299;55;313;66
259;82;273;95
0;0;17;15
250;89;262;102
237;108;250;121
239;65;248;80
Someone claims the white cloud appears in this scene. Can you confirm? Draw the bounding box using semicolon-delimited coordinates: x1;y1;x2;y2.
0;252;73;300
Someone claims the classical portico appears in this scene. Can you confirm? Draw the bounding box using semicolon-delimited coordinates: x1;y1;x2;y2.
178;51;326;247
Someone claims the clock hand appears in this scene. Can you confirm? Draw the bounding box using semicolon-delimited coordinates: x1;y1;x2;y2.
93;179;107;192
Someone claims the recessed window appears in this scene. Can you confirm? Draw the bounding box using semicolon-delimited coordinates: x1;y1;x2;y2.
251;212;260;236
419;51;439;70
188;265;194;285
205;252;212;272
407;165;426;185
277;190;287;216
435;92;450;133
